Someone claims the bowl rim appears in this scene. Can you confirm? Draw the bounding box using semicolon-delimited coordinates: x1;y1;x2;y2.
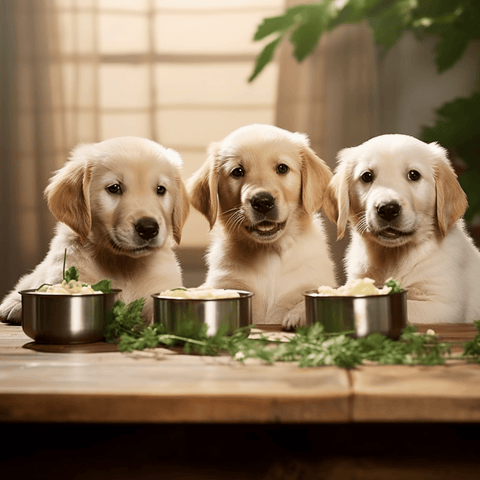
152;289;254;302
19;288;122;297
303;288;407;299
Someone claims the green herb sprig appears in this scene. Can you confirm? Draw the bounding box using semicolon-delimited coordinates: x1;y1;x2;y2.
384;278;403;294
462;320;480;363
37;250;112;293
103;298;480;367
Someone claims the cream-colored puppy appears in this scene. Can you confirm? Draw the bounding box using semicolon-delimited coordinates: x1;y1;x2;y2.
188;124;336;329
0;136;190;324
324;133;480;324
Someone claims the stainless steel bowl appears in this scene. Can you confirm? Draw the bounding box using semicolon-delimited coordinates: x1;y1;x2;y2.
20;289;121;344
304;290;407;339
152;290;254;335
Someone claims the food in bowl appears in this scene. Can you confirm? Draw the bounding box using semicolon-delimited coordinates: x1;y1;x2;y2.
21;288;121;344
36;279;103;295
316;278;395;296
152;288;253;335
159;286;241;299
304;278;406;338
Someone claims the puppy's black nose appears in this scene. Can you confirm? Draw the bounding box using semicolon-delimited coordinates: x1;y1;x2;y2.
251;192;275;214
377;202;401;222
135;217;159;240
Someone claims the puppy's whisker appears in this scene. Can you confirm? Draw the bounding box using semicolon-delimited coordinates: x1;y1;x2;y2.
222;205;243;217
355;212;369;235
228;213;245;232
224;208;245;233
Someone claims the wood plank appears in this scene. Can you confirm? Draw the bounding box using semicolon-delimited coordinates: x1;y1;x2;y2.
351;364;480;422
0;324;350;423
3;322;480;423
412;323;478;343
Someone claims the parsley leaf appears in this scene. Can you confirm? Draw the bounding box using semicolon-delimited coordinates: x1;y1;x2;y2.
384;278;404;293
462;320;480;362
90;279;112;294
103;297;479;367
64;266;79;283
103;298;146;343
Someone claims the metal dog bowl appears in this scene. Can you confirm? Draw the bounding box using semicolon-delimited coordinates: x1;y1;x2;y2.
152;290;254;335
304;290;407;339
20;289;121;344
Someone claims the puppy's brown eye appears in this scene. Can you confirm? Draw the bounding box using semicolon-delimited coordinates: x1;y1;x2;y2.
408;170;421;181
106;184;122;194
361;171;374;183
276;164;289;175
231;167;244;178
157;185;166;195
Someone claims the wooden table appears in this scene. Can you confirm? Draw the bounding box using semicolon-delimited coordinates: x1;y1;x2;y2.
2;323;480;479
1;322;479;424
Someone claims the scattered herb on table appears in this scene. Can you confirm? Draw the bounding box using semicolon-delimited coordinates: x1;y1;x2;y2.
104;299;253;356
462;320;480;363
103;298;480;367
104;298;147;342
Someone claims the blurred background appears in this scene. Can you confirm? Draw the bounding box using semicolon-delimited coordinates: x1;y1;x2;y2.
1;0;479;300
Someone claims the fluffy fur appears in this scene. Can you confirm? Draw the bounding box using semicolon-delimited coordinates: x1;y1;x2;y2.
187;124;336;329
323;133;480;324
0;136;190;324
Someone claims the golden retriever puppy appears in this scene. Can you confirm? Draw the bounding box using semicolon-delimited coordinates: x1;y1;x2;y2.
324;133;480;324
0;136;190;324
187;124;336;329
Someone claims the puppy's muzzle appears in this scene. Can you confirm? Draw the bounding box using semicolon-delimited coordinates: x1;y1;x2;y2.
251;192;275;215
135;217;159;240
377;201;401;223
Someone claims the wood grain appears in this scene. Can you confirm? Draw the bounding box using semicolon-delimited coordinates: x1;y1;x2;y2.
2;322;480;423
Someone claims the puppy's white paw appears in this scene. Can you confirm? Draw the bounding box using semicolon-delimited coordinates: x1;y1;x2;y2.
282;303;306;330
0;294;22;325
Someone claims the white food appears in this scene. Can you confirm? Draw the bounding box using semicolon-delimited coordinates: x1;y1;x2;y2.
317;278;392;296
160;286;241;299
36;279;101;295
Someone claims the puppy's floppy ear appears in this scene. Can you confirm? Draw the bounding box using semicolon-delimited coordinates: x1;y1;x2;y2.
322;147;355;240
299;142;333;215
186;142;220;229
163;147;190;245
432;142;468;236
172;178;190;245
45;144;93;242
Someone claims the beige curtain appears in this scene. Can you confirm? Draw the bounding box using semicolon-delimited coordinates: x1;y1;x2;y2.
0;0;284;297
275;0;379;283
0;0;66;299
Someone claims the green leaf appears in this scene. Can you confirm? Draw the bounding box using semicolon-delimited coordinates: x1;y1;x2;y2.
367;0;416;49
458;170;480;222
420;92;480;221
90;279;112;294
412;0;464;20
290;18;325;61
290;2;336;61
385;278;403;293
103;298;146;342
64;266;79;283
118;327;161;352
463;320;480;360
248;36;282;82
253;11;299;41
421;93;480;148
434;28;469;72
329;0;385;29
